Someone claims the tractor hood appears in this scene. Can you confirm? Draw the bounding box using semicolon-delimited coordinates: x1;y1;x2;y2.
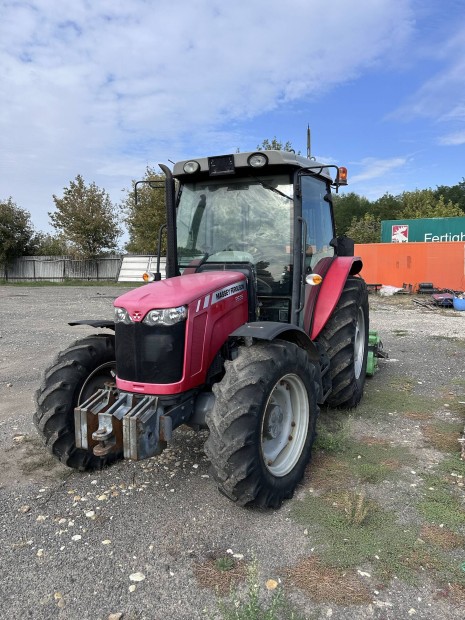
114;271;247;318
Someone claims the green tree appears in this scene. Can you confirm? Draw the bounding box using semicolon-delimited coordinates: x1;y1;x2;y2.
371;192;403;222
345;212;381;244
257;137;299;153
49;175;121;258
0;197;35;266
434;178;465;213
398;189;463;219
123;167;166;254
30;232;70;256
332;192;372;236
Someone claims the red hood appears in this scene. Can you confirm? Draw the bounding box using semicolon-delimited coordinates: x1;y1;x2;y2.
114;271;246;317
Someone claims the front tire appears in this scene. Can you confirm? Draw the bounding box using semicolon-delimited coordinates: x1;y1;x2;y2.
204;341;319;508
317;276;369;408
34;334;118;470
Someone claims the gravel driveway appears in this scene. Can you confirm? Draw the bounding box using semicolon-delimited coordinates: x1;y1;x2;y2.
0;285;464;620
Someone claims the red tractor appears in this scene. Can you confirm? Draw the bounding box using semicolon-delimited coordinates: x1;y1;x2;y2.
34;150;368;508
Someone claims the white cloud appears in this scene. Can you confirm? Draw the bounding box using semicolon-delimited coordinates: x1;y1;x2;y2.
438;130;465;146
0;0;415;230
350;157;408;183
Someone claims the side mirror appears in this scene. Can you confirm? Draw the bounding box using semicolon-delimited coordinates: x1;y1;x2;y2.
330;236;354;257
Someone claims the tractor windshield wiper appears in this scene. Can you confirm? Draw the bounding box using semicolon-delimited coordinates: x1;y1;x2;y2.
253;179;293;201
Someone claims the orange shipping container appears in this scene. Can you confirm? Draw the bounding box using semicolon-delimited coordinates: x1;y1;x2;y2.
354;242;465;292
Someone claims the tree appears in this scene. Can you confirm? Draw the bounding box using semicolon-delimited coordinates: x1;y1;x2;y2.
256;137;300;154
397;189;463;219
332;192;372;236
123;167;166;254
30;232;71;256
49;175;121;258
0;197;35;266
434;178;465;213
345;212;381;244
371;192;403;222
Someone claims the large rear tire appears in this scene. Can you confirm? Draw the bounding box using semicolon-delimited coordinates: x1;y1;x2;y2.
34;334;118;470
317;276;369;408
204;341;319;508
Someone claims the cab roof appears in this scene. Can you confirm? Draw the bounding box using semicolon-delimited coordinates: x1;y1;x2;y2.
172;150;335;183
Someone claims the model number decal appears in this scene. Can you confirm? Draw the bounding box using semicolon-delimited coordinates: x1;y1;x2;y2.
212;281;246;304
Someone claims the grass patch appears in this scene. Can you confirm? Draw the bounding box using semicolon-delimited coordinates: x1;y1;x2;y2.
356;377;441;418
422;421;464;453
418;473;465;529
293;490;465;589
291;491;428;582
313;416;348;454
210;560;307;620
342;438;415;484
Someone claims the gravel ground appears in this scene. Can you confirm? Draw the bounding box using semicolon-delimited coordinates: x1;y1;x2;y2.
0;285;464;620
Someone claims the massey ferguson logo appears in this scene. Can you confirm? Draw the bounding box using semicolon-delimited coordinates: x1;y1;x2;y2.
212;282;246;304
131;310;142;321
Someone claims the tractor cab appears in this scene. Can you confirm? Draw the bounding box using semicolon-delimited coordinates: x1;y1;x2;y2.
169;150;345;327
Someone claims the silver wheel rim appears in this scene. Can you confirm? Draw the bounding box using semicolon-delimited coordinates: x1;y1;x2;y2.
261;373;309;477
354;307;366;379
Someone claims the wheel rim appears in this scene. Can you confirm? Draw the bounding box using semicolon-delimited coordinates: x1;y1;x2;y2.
261;373;309;477
77;361;116;405
354;307;366;379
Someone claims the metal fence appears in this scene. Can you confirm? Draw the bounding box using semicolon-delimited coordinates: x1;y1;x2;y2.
3;256;123;282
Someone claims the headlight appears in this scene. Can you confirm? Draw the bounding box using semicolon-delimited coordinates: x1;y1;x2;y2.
183;160;200;174
247;153;268;168
114;307;132;324
143;306;187;326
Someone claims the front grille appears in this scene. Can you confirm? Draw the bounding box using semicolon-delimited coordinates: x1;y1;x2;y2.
115;322;185;384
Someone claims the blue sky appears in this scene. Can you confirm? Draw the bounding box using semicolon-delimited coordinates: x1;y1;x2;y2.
1;0;465;235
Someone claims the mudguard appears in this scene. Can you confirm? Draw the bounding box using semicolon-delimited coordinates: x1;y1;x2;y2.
308;256;363;340
230;321;320;361
69;320;115;330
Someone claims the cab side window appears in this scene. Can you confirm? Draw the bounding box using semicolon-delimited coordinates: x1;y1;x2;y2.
301;175;335;270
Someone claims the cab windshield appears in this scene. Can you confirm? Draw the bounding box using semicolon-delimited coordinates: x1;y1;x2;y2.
176;175;294;294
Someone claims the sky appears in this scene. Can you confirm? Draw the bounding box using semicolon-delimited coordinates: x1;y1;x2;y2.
1;0;465;237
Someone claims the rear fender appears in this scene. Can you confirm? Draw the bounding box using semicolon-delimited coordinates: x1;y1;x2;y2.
309;257;362;340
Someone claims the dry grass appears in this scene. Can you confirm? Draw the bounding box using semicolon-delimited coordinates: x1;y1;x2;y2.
286;556;371;605
448;583;465;603
420;525;465;551
422;422;463;453
403;411;434;421
194;555;248;594
305;453;351;491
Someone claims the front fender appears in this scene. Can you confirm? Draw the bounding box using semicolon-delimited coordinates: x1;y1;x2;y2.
230;321;319;361
68;320;115;330
309;256;363;340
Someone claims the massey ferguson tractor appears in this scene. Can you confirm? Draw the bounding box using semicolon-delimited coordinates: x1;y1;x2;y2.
34;149;369;508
